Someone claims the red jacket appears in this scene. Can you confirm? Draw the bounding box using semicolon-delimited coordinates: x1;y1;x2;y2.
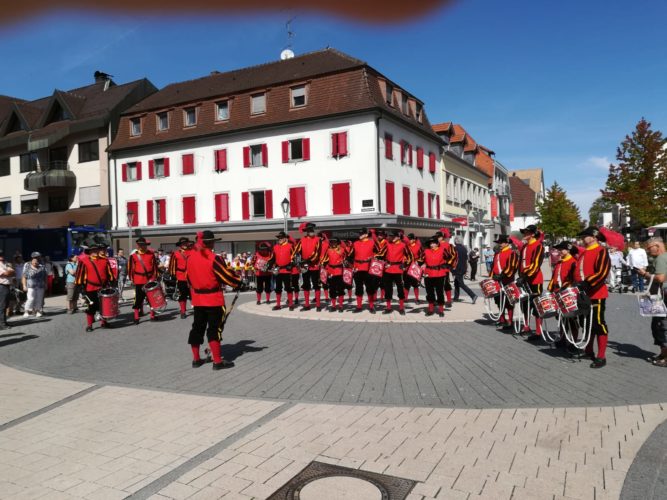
252;251;273;277
439;241;457;271
322;247;346;276
75;256;113;293
128;250;158;285
520;238;544;285
423;247;447;278
169;249;191;281
574;243;610;300
186;247;241;307
294;236;322;270
385;241;412;274
406;240;423;264
548;255;577;292
271;242;295;274
350;238;375;271
492;247;519;285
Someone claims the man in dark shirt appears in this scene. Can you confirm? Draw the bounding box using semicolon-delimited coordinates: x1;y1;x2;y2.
452;237;478;304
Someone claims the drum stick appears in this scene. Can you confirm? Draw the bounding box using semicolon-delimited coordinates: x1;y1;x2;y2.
221;289;241;329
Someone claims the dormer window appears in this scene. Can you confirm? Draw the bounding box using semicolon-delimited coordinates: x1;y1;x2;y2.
216;101;229;121
401;93;408;115
130;118;141;137
291;85;307;108
157;112;169;131
251;93;266;115
416;103;423;123
385;82;393;106
184;107;197;127
6;114;24;134
46;102;71;124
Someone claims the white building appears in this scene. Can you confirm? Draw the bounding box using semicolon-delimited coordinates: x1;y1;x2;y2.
108;49;449;254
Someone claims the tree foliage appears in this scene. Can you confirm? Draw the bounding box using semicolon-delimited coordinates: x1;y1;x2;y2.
603;118;667;227
537;181;582;240
588;196;614;227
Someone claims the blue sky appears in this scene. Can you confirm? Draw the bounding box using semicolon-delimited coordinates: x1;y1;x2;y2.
2;0;666;219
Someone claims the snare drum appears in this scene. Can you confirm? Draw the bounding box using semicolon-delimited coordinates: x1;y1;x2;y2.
319;268;328;285
555;287;582;318
255;256;269;273
368;258;385;278
143;281;167;312
98;288;119;319
503;282;529;306
533;292;559;318
407;261;423;281
480;278;502;298
342;268;353;286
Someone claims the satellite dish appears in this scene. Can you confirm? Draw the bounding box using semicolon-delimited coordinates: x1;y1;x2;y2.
280;49;295;60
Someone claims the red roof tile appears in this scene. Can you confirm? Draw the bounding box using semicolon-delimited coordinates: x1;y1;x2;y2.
509;175;537;215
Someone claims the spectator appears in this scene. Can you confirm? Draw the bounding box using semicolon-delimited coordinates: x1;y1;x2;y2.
638;237;667;366
627;241;648;292
13;255;24;283
22;252;47;317
0;249;16;330
483;246;494;276
64;255;79;314
44;256;55;296
116;249;128;300
452;237;478;304
468;247;480;281
608;247;625;290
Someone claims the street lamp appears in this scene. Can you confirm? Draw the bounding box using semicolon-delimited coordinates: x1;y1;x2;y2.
126;210;135;254
520;212;527;227
463;200;472;247
280;198;290;233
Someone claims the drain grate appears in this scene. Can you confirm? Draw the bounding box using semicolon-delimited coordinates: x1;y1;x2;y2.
267;460;416;500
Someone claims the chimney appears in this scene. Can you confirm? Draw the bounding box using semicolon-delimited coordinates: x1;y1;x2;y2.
94;70;113;83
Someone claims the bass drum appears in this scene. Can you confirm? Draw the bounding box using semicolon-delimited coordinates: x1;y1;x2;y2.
99;288;119;319
143;281;167;312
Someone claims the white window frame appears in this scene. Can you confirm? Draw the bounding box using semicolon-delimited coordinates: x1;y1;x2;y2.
153;198;166;225
215;100;229;121
157;112;169;131
154;158;165;178
130;118;141;137
250;190;266;218
250;145;263;167
290;85;307;108
184;107;197;127
127;161;138;182
288;138;304;162
251;93;266;115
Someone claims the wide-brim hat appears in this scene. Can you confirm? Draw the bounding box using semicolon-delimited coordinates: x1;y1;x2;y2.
427;238;439;246
407;233;416;240
494;235;510;244
375;229;387;237
329;237;340;244
275;231;288;239
200;230;220;242
520;224;538;235
359;227;369;235
136;237;150;245
258;241;271;250
176;237;193;246
577;226;606;242
390;229;402;237
554;241;579;255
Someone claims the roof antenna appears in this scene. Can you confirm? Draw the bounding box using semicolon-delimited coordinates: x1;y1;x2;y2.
280;16;296;60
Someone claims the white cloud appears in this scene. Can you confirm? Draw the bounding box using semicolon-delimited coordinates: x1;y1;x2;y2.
580;156;611;170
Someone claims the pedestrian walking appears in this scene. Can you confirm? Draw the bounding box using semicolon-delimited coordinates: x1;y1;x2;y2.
483;246;494;276
637;237;667;366
22;252;47;317
64;255;80;314
452;237;478;304
0;250;15;329
627;241;648;292
468;247;480;281
116;249;128;300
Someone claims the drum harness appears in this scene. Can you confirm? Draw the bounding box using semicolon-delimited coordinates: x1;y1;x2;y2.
483;280;505;322
559;263;595;350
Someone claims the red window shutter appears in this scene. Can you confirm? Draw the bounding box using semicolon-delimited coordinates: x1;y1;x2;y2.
126;202;138;227
261;144;268;167
332;183;350;215
402;186;410;216
407;145;413;165
417;190;424;217
282;141;289;163
436;195;440;219
158;199;166;225
400;141;405;164
428;194;433;218
303;138;310;161
385;182;395;214
416;147;424;169
491;195;498;218
338;132;348;157
264;190;273;219
242;192;250;220
385;134;393;159
289;187;307;217
136;161;142;180
146;200;154;226
215;193;229;222
163;158;170;177
331;133;339;157
148;160;155;179
215;149;227;172
243;146;250;168
510;202;515;221
429;152;436;173
182;196;196;224
182;154;194;175
122;164;127;182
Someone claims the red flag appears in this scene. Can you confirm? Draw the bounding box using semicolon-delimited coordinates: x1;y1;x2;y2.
599;227;625;252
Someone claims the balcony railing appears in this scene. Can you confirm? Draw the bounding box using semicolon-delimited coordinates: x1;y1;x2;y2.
24;162;76;192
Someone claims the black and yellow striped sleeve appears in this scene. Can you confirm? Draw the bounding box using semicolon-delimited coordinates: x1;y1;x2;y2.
321;250;330;266
504;252;519;278
75;261;86;286
168;253;177;275
374;243;387;259
586;249;611;289
524;244;544;278
105;262;114;283
404;246;413;265
213;256;242;288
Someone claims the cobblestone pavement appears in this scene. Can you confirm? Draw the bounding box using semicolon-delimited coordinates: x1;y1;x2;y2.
0;273;666;499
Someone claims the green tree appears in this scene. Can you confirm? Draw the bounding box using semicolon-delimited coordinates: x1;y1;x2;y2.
588;196;614;227
537;181;582;240
603;118;667;227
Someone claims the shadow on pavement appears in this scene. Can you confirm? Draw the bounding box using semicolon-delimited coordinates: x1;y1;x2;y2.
0;334;39;348
608;341;655;360
6;318;51;328
222;340;267;362
0;331;30;339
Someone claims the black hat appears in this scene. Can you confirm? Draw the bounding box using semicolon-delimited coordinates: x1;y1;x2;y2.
275;231;288;239
136;237;150;245
359;227;369;235
554;241;579;255
329;237;340;244
305;223;316;231
407;233;416;240
376;229;387;237
201;230;220;242
494;235;510;244
427;238;439;246
258;241;271;250
176;237;193;246
390;229;402;237
520;224;538;235
577;226;606;242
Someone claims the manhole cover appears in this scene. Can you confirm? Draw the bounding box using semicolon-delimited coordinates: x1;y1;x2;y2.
300;476;383;500
267;461;416;500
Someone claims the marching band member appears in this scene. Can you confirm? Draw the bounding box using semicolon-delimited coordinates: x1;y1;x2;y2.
321;237;346;312
404;233;423;303
382;230;412;315
128;237;159;324
186;230;241;370
251;242;273;305
492;235;519;329
343;239;354;303
574;226;611;368
349;228;377;313
317;231;331;307
372;229;388;300
518;225;545;341
271;231;296;311
169;237;194;319
75;241;114;332
423;238;446;317
435;229;457;307
293;223;323;311
547;241;579;343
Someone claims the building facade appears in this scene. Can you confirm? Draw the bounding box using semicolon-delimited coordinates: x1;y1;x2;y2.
108;49;449;254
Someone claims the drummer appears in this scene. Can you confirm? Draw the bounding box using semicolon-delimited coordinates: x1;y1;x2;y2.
491;235;519;329
547;241;579;345
169;237;194;319
75;241;114;332
128;237;159;324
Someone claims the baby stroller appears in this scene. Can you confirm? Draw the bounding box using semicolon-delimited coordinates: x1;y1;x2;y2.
610;264;632;293
160;272;178;300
